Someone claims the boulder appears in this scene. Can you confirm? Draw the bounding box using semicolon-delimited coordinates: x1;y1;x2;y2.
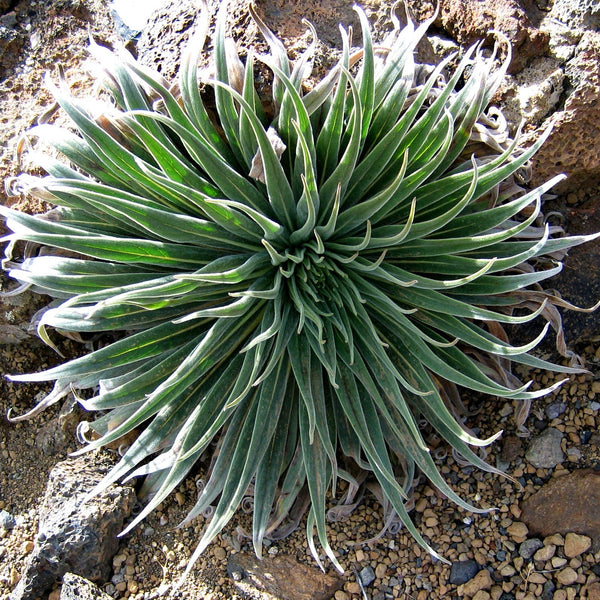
520;469;600;539
9;454;135;600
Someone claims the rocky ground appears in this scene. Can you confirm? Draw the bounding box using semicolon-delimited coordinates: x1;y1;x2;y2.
1;1;600;600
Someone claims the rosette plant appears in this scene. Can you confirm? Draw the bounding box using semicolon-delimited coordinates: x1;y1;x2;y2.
1;0;597;576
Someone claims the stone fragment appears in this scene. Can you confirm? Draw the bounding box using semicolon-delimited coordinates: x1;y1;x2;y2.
59;573;113;600
525;428;564;469
545;400;567;421
449;559;479;585
500;564;516;577
533;544;556;562
500;435;523;465
519;538;543;560
555;567;578;586
472;591;491;600
0;509;16;530
542;580;555;600
433;0;548;73
506;521;529;541
459;569;493;597
528;572;547;585
227;553;343;600
586;582;600;600
359;566;375;586
544;533;564;547
563;532;592;558
9;454;136;600
520;469;600;538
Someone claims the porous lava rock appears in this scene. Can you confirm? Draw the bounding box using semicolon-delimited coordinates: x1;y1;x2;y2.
529;31;600;192
434;0;549;73
9;454;136;600
59;573;113;600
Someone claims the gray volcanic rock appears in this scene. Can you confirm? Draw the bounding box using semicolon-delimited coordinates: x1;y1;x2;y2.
9;454;135;600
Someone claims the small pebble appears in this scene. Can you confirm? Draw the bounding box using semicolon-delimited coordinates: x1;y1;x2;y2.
534;544;556;562
542;580;555;600
0;510;16;530
113;553;127;568
528;572;547;584
449;559;479;585
556;567;578;586
359;565;376;586
506;521;528;540
375;563;387;579
459;570;493;597
519;538;543;560
500;565;516;577
563;532;591;558
545;400;567;420
525;428;564;469
346;582;361;595
544;533;564;546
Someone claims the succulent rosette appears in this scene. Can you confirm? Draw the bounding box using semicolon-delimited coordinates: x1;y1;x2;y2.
1;1;597;576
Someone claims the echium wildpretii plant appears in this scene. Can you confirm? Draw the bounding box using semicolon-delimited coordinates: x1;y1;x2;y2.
1;0;598;577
